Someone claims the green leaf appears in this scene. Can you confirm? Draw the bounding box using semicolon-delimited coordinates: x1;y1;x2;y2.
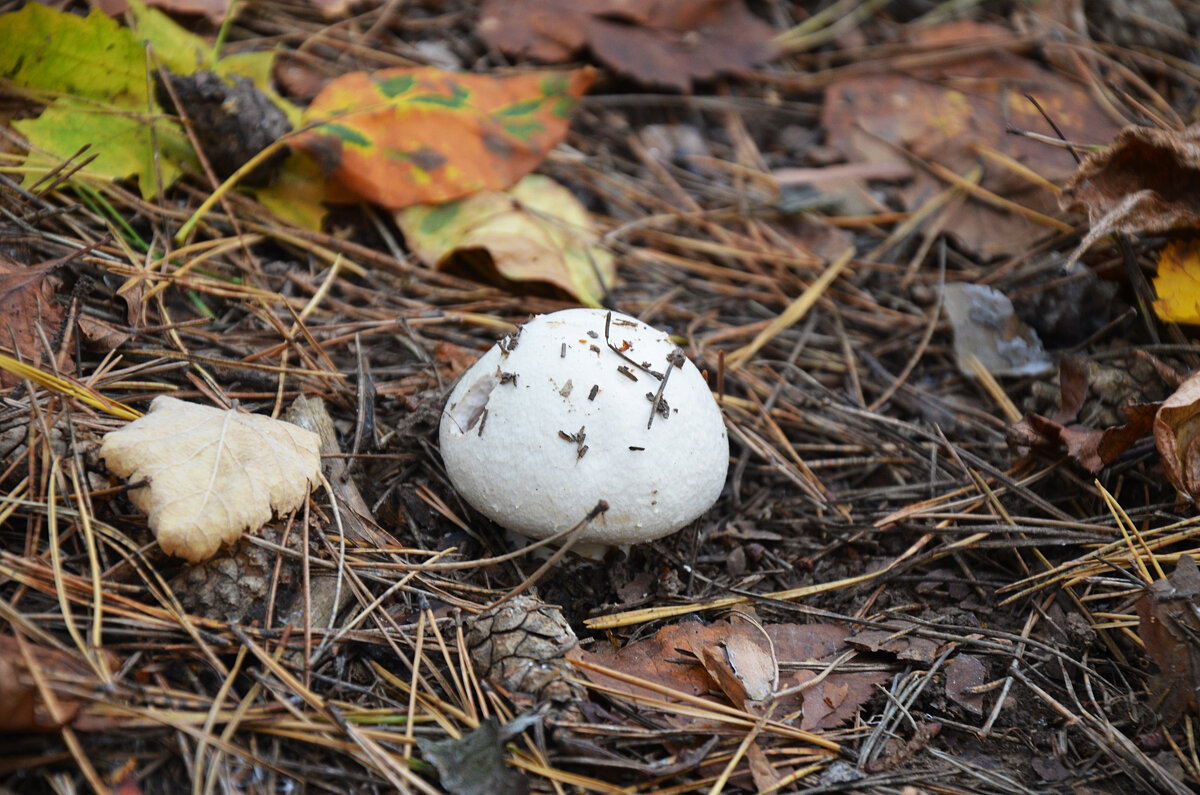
15;98;196;199
126;0;211;75
0;4;150;106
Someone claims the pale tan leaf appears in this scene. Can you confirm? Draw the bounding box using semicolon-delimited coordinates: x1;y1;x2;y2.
100;396;321;562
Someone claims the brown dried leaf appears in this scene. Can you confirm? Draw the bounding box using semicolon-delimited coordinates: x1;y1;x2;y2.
848;625;939;663
99;396;321;562
693;632;774;706
0;255;67;388
477;0;775;92
1154;371;1200;506
0;635;119;732
577;621;721;702
1012;402;1158;474
1061;125;1200;266
822;20;1120;259
579;620;884;730
1134;556;1200;724
944;654;987;715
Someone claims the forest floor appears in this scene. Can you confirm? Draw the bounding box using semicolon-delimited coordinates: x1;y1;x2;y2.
3;0;1200;793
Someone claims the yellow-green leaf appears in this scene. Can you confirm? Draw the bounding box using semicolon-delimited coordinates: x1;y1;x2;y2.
15;98;197;199
252;151;344;230
126;0;211;75
1154;239;1200;325
294;66;595;209
396;174;616;306
0;4;150;106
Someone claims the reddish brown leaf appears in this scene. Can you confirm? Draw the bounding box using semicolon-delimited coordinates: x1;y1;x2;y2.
945;654;987;715
0;255;67;388
578;621;720;702
847;624;939;663
1135;555;1200;724
0;635;118;732
1054;357;1089;424
478;0;775;92
821;20;1120;259
578;620;883;730
1012;402;1157;474
1155;371;1200;506
692;632;774;706
1061;125;1200;266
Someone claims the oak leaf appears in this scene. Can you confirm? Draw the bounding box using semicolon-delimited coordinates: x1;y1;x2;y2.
100;396;321;562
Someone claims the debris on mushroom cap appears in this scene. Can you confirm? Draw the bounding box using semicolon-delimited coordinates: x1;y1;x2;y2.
439;308;729;545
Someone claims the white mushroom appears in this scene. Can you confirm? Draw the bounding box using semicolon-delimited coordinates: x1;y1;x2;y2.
439;308;728;546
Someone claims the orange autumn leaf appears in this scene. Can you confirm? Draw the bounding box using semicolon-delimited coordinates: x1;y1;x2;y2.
292;66;595;209
1153;239;1200;325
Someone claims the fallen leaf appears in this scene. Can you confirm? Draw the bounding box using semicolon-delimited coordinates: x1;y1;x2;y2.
942;283;1053;378
847;625;939;664
1153;239;1200;325
822;20;1120;259
477;0;774;93
292;66;594;209
252;151;352;230
1061;126;1200;267
0;635;119;732
1134;555;1200;724
0;256;69;388
416;716;532;795
99;396;321;561
1011;403;1158;474
1154;372;1200;507
692;632;774;706
579;620;884;730
1009;358;1159;472
2;2;293;198
577;621;718;702
16;98;197;199
396;174;615;306
944;655;987;715
0;3;150;106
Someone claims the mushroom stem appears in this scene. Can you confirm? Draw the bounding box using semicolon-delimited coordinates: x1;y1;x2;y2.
489;500;610;607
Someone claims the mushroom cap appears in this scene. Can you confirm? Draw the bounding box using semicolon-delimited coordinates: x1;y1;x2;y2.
439;308;729;545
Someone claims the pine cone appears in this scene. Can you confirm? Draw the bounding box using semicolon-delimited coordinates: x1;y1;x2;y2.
466;596;584;704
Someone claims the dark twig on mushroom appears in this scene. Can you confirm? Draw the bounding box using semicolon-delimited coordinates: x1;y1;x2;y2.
604;311;665;379
646;347;686;429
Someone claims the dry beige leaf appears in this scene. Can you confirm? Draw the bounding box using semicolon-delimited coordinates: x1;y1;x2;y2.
100;396;321;562
1155;372;1200;507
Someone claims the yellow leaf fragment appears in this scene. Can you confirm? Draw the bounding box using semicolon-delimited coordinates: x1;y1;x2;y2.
396;174;616;306
1153;239;1200;325
99;396;321;561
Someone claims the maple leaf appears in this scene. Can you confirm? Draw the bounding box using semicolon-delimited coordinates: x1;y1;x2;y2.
99;396;321;562
396;174;616;306
477;0;775;92
292;66;594;209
